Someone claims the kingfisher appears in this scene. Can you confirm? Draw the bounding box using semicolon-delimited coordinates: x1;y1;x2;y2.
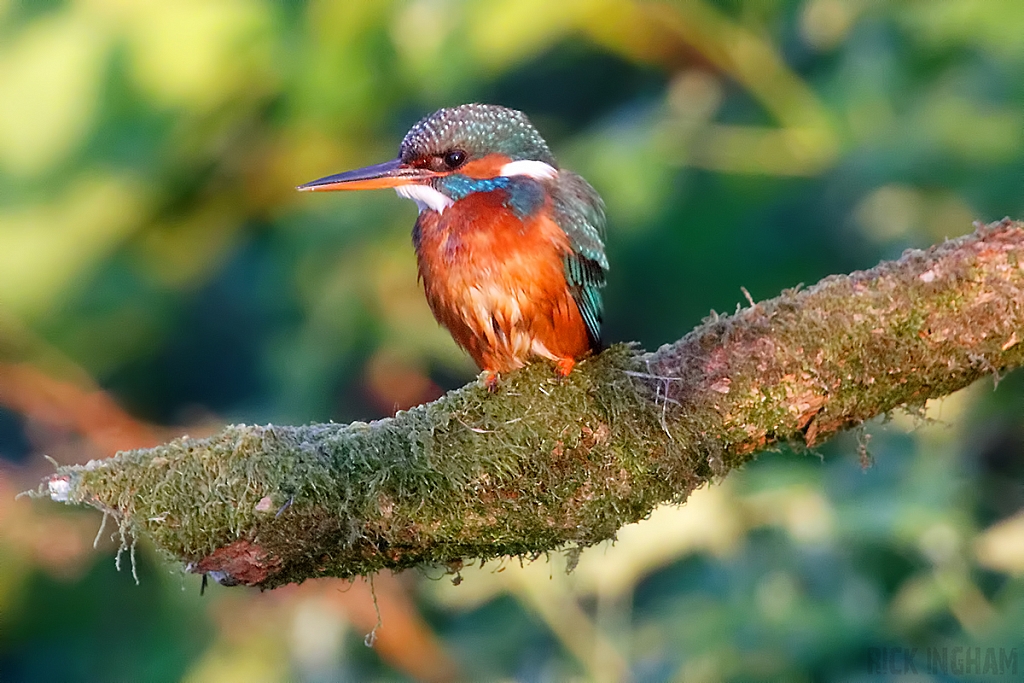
298;104;608;389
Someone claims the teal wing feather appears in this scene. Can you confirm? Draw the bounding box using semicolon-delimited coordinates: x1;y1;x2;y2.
551;172;608;349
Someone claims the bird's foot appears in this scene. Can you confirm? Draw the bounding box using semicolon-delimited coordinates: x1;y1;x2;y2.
480;370;501;393
554;357;576;380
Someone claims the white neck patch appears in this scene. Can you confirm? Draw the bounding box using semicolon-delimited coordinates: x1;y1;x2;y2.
395;184;455;214
394;160;558;214
499;159;558;180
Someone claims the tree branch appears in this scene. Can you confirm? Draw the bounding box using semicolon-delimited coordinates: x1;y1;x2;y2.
40;219;1024;588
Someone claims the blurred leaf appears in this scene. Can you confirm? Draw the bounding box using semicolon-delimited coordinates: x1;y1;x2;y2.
0;173;148;318
975;511;1024;576
92;0;278;111
902;0;1024;58
0;10;110;175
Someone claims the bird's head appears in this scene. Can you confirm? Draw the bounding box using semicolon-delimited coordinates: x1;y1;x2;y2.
298;104;559;213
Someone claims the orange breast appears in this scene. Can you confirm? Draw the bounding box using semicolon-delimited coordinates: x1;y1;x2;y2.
415;190;592;374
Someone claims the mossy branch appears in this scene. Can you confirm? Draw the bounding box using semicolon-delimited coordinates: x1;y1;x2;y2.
42;220;1024;588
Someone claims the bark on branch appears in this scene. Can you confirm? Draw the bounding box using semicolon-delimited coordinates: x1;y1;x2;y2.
41;220;1024;588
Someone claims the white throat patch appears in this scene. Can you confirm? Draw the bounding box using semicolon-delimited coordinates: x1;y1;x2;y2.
499;160;558;180
395;184;455;214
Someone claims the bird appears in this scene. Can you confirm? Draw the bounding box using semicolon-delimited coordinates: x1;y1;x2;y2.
298;104;608;390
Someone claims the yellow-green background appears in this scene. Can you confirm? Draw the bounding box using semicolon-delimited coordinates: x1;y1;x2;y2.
2;0;1024;681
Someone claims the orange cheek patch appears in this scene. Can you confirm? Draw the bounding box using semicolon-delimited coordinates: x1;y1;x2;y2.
458;154;513;179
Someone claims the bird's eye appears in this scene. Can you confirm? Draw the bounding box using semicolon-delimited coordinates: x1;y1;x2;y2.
443;150;466;169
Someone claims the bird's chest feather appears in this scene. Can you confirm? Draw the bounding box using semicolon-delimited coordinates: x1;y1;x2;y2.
413;189;573;364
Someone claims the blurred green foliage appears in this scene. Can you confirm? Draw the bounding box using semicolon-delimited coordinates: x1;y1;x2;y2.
2;0;1024;681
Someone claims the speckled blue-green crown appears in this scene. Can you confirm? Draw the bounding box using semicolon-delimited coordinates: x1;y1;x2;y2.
400;104;557;165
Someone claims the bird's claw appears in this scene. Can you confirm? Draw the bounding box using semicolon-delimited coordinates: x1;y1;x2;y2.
481;371;500;393
554;358;575;381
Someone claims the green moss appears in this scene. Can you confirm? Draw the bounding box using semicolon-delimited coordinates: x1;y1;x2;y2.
58;345;699;587
49;221;1024;588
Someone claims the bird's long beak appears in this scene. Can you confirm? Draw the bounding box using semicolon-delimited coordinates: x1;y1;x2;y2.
297;158;433;192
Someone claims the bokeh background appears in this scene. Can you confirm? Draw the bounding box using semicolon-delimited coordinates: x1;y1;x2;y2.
2;0;1024;681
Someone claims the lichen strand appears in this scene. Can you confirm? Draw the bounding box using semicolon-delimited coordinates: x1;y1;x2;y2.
64;345;709;587
648;219;1024;456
